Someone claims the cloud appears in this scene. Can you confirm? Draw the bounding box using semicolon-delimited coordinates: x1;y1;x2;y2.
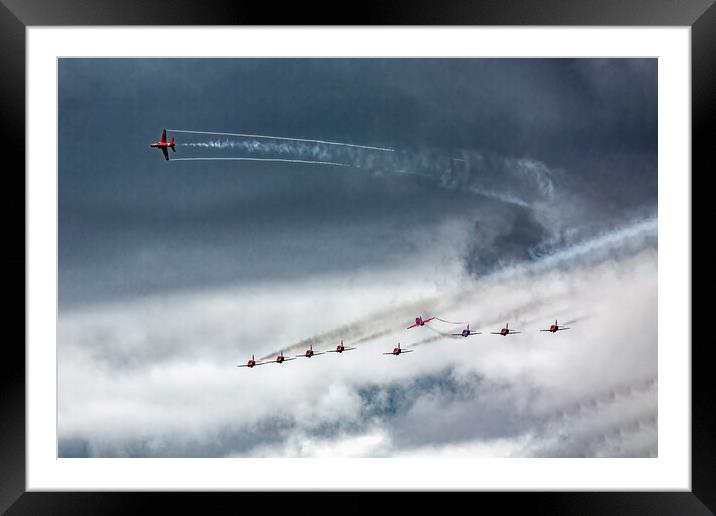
58;219;657;457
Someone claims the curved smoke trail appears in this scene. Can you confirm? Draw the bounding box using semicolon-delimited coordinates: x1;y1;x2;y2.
174;136;556;208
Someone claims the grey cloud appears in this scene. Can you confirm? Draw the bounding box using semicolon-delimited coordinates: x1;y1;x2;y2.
58;225;657;457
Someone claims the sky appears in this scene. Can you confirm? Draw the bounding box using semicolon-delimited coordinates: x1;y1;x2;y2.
57;58;657;458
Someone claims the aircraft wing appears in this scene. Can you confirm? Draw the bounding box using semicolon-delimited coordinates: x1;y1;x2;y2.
383;352;394;355
469;331;482;335
283;357;297;362
450;333;463;336
402;349;415;353
539;329;551;332
509;331;521;334
162;147;169;160
559;327;571;330
423;317;436;323
161;129;167;143
407;323;418;329
344;347;356;351
490;332;502;334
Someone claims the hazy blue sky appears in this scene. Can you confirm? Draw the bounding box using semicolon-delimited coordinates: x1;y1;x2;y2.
58;59;657;458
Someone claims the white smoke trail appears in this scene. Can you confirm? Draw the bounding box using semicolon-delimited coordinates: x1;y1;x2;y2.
166;131;560;212
170;157;350;167
180;139;335;162
521;216;657;275
466;186;530;208
175;139;548;207
264;215;657;358
167;129;394;152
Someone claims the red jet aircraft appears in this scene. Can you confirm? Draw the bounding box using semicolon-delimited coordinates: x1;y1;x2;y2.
296;344;325;358
539;320;571;333
237;354;268;369
407;315;436;329
490;322;521;336
269;351;296;364
150;129;175;160
326;339;356;354
452;324;481;337
383;343;414;356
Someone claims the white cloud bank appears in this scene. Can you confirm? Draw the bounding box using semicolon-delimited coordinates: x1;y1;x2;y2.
58;218;657;458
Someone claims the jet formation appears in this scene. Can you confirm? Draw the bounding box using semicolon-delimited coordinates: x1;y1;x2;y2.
154;131;578;369
237;316;573;368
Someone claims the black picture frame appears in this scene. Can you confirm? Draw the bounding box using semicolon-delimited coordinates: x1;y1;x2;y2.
4;1;710;513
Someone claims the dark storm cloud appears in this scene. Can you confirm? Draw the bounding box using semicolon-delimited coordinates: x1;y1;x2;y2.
464;208;549;277
59;58;656;303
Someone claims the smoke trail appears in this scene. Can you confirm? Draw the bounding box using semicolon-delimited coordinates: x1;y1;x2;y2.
434;317;465;325
176;138;554;208
167;129;394;152
260;216;655;358
170;157;350;167
180;139;336;163
521;216;657;275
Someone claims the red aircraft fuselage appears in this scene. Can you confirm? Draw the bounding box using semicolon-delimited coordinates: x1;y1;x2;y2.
149;140;174;149
384;344;412;356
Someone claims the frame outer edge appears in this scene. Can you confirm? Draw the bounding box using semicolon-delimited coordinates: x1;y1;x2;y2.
691;1;716;514
0;1;27;515
5;0;712;512
0;0;715;26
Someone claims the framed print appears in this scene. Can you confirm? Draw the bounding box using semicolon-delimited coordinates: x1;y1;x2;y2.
5;0;711;513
